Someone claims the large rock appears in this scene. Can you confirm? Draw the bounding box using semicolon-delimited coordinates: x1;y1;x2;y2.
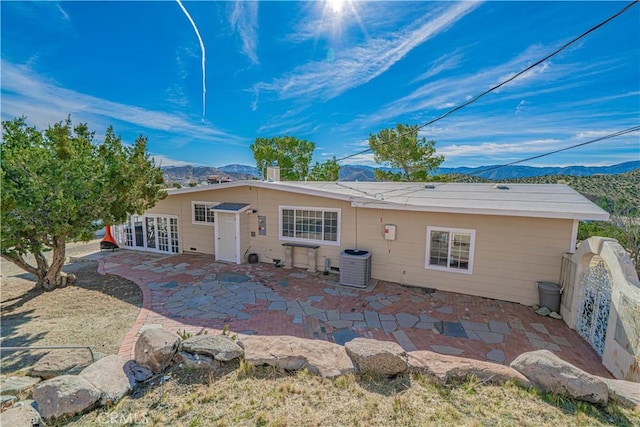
408;350;530;386
33;375;101;420
1;400;43;427
601;377;640;409
182;335;244;362
30;351;93;379
242;335;356;379
0;376;41;395
174;351;219;370
134;328;181;373
345;338;408;376
510;350;608;404
79;355;134;406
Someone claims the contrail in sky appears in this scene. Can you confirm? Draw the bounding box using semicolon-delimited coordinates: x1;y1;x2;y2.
176;0;206;119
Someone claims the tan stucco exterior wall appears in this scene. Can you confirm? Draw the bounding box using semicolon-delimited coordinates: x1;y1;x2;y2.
144;185;574;305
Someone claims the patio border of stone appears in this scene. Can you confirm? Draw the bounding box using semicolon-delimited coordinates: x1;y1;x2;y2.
4;328;637;423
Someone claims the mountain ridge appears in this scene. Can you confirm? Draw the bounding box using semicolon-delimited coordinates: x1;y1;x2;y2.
162;161;639;185
339;160;640;181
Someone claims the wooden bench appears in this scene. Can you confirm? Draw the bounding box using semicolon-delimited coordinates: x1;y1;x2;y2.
282;242;320;272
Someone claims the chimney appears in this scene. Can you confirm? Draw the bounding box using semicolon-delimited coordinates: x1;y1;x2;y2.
266;166;280;182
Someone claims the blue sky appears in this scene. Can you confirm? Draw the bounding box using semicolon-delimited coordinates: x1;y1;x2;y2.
2;1;639;168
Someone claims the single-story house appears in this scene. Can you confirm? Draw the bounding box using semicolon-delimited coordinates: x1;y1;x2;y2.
112;173;609;306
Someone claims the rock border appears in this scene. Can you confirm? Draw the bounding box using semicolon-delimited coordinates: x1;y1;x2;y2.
2;329;637;423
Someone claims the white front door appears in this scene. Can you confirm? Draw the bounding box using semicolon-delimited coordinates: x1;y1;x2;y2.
216;212;237;262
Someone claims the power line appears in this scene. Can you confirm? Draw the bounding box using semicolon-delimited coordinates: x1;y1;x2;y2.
335;0;639;163
467;126;640;177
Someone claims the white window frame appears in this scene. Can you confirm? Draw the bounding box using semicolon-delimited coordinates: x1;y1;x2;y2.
278;206;341;246
192;201;218;226
425;226;476;274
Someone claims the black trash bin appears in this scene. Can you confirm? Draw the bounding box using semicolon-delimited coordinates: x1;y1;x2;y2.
537;281;562;313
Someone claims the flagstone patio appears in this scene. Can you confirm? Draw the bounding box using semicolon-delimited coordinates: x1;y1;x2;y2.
84;250;611;377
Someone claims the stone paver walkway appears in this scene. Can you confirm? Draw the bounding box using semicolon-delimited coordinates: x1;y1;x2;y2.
86;251;611;377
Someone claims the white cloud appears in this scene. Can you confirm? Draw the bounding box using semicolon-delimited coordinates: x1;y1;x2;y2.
574;130;622;139
358;49;634;132
418;109;637;143
230;1;259;65
495;60;551;90
515;99;528;115
438;138;562;157
151;154;198;167
256;1;481;102
56;3;70;21
357;44;557;127
256;105;321;135
353;139;370;147
251;87;259;112
338;153;376;166
166;47;197;108
559;91;640;109
0;60;241;145
6;2;74;33
351;47;630;134
436;102;456;110
413;50;465;82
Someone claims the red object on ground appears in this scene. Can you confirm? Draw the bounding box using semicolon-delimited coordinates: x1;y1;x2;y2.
100;225;119;250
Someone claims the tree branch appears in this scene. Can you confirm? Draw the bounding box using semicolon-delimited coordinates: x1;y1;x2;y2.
1;253;39;277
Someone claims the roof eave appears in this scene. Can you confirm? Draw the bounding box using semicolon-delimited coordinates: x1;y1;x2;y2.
350;200;611;221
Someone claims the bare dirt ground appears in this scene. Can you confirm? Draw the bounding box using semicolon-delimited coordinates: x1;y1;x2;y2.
1;244;142;373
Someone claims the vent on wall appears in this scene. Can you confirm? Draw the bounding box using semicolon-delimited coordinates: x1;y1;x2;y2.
340;249;372;288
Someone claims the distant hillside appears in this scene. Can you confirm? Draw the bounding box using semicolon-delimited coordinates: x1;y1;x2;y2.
218;164;260;178
339;161;640;181
162;164;258;186
162;166;220;185
339;165;378;181
438;160;640;180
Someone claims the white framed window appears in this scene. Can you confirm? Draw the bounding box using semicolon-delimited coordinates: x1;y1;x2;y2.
192;201;218;225
425;227;476;274
279;206;340;245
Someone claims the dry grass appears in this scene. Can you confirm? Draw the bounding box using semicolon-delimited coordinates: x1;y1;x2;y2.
68;364;640;427
0;260;142;372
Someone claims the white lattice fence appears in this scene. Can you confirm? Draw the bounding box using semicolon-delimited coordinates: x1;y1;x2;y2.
565;237;640;381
